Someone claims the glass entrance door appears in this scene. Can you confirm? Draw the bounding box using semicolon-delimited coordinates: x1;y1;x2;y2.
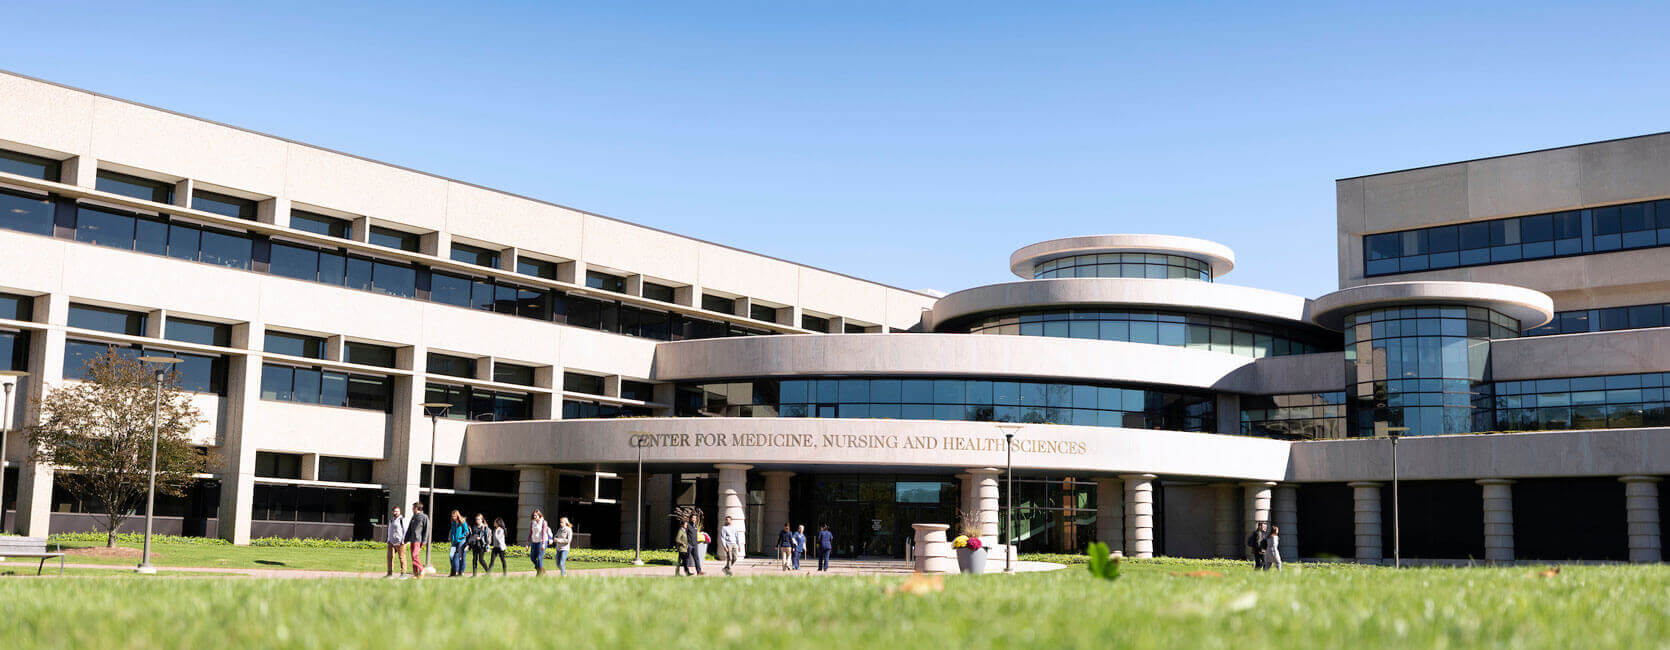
796;474;957;559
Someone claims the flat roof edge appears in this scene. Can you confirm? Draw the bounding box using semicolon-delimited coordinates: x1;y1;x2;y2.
0;67;938;299
1335;129;1670;182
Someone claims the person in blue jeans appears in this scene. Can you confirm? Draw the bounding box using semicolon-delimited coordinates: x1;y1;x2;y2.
791;524;807;570
816;524;834;571
528;510;552;576
447;510;469;577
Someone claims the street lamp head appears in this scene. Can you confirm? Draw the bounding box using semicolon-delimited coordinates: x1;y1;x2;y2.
419;402;451;418
1385;426;1410;440
137;356;183;365
0;369;28;377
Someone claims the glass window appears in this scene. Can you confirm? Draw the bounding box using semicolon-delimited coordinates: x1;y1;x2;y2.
0;149;60;181
260;364;294;401
430;272;473;307
75;207;135;248
0;292;34;321
367;226;420;252
96;170;173;203
620;380;655;402
255;452;303;479
564;372;605;395
289;210;351;239
165;318;230;347
134;219;168;255
344;342;396;368
291;367;321;403
346;375;392;411
165;223;199;260
0;188;56;236
516;257;557;279
750;304;777;323
586;271;627;293
494;363;536;386
451;243;499;268
371;261;416;298
191;190;257;220
319;371;349;407
801;314;830;333
701;294;736;314
68;304;146;335
318;457;373;484
265;331;325;359
198;229;252;269
428;353;476;379
269;243;319;281
642;282;677;304
344;257;373;292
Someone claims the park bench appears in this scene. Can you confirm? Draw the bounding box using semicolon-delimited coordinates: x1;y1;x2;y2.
0;536;65;576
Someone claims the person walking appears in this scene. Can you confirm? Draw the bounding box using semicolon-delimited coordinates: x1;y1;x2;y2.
719;515;742;576
448;510;469;577
385;505;408;578
675;520;694;577
553;516;574;576
469;513;492;576
1245;521;1268;570
406;502;430;579
1264;525;1283;571
775;523;794;571
687;514;707;576
484;517;509;575
528;510;553;576
791;524;807;571
816;524;834;572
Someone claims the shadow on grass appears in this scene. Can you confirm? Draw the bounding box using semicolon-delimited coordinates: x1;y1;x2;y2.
254;560;287;566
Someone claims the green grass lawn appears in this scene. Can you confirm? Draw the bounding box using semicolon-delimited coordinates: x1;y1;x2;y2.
1;559;1665;649
39;539;635;573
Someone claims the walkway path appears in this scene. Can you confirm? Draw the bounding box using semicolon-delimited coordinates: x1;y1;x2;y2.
3;556;1064;579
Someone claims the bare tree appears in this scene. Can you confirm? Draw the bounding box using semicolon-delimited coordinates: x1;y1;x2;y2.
28;350;205;547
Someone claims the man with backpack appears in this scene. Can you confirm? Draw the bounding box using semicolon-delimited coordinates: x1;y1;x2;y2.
1245;521;1269;570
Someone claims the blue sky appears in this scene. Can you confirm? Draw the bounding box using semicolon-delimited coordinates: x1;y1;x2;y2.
7;2;1670;297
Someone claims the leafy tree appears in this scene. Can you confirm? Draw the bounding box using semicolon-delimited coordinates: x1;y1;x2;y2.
28;350;205;547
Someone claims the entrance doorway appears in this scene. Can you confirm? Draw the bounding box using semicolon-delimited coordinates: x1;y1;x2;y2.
794;475;955;558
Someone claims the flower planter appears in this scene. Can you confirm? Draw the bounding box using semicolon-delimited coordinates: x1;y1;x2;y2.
956;546;988;575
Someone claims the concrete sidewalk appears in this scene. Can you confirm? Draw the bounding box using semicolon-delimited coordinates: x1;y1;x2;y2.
1;556;1063;579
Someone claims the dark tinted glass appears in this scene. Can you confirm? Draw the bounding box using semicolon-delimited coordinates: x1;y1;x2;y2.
844;323;868;334
430;272;472;307
68;304;146;335
269;243;320;281
344;342;397;368
191;190;257;220
702;294;735;314
1426;226;1458;252
75;207;136;248
426;353;475;378
368;226;420;252
516;257;557;279
198;230;253;269
171;351;227;394
346;375;392;411
256;452;304;479
96;170;173;203
0;188;54;236
62;341;141;379
260;364;293;400
0;292;34;321
371;261;416;298
564;372;605;395
318;457;373;484
801;315;830;332
1458;222;1489;249
642;282;677;303
750;304;777;323
0;149;59;181
620;380;655;401
493;363;536;386
0;330;30;371
265;331;326;358
451;243;499;267
290;210;351;239
586;271;626;293
165;318;230;346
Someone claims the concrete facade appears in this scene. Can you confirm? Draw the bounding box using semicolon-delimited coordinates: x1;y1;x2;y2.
0;71;1663;563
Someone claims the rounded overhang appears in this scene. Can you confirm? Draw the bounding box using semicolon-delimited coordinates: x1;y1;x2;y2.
1009;234;1236;279
928;278;1312;331
463;417;1292;481
1308;281;1554;331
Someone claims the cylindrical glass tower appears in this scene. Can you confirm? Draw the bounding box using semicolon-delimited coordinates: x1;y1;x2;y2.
1343;305;1519;436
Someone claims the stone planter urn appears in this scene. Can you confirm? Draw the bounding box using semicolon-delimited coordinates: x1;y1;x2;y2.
956;546;988;575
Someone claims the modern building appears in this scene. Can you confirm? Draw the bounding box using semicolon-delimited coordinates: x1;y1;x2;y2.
0;70;1662;563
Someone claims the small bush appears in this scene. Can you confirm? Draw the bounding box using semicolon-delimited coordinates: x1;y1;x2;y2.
49;532;230;546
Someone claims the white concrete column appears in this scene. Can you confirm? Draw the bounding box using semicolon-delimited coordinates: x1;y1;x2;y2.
715;464;751;548
955;473;974;527
1478;479;1515;563
1619;476;1661;564
968;468;1001;545
1242;481;1275;561
1273;485;1299;562
1213;483;1239;558
1349;481;1383;564
761;470;794;555
1121;473;1156;559
912;523;955;574
1095;477;1123;553
15;293;66;537
515;467;547;544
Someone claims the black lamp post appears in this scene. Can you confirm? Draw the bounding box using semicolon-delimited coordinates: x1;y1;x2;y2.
419;401;452;574
134;355;181;575
1386;426;1408;568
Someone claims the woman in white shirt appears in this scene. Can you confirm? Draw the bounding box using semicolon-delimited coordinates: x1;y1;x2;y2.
528;510;553;576
553;517;575;576
485;517;509;575
1264;525;1283;571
